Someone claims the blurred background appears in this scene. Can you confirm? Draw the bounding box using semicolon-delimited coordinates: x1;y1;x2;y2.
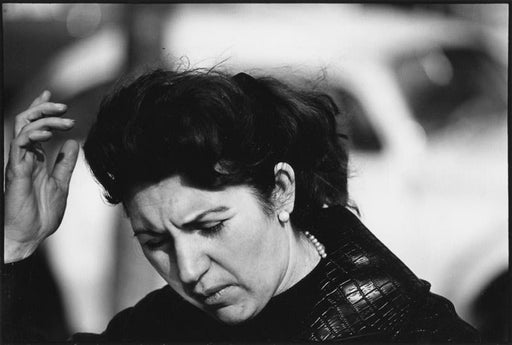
2;3;509;342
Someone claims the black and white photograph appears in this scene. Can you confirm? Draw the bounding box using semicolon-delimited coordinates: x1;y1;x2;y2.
2;3;509;343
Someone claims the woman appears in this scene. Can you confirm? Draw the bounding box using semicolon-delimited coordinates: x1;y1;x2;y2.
3;69;479;342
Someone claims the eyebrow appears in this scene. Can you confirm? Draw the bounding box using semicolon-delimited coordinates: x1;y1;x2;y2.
182;206;230;228
132;206;230;236
132;229;163;237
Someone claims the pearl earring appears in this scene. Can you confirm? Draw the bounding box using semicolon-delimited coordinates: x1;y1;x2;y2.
278;211;290;223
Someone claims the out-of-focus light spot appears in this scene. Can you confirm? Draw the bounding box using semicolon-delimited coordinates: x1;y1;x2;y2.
66;4;102;38
49;26;126;99
420;50;453;86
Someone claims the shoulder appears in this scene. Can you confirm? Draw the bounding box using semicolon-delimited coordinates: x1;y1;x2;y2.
303;206;479;342
315;206;428;298
395;290;481;342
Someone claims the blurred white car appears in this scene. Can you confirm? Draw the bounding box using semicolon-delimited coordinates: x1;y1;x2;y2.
329;36;507;327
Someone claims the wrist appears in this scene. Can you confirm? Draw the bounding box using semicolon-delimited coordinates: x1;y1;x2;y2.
4;237;40;263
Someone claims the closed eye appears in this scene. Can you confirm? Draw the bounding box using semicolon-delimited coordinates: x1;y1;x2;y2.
134;231;171;250
144;236;171;250
199;221;225;236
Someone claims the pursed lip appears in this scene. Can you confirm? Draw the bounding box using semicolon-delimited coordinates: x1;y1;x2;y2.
194;284;235;305
198;284;232;298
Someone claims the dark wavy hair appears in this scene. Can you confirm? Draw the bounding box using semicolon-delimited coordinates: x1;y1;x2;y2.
83;68;350;229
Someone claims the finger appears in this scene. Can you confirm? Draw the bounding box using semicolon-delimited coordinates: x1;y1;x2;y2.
29;90;52;108
28;91;47;108
9;131;48;166
14;102;68;137
11;119;74;163
13;130;52;155
27;130;53;143
52;139;79;190
19;117;74;136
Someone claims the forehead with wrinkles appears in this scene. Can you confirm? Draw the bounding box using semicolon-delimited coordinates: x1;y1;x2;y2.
126;175;252;227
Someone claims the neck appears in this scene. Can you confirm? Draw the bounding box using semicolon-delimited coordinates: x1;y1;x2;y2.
274;226;321;296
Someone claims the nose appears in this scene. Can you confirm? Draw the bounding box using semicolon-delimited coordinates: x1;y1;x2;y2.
173;234;210;285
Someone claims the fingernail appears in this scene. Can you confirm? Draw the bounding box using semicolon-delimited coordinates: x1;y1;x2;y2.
56;103;67;110
65;119;75;126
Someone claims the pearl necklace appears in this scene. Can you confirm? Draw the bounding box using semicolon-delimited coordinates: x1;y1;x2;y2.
304;231;327;259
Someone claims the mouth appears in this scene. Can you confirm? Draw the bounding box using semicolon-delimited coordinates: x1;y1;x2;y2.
198;284;235;306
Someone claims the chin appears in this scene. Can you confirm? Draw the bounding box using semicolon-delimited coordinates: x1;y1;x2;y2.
212;303;257;325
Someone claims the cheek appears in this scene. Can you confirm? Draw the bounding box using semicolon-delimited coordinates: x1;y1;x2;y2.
142;249;178;283
220;215;283;285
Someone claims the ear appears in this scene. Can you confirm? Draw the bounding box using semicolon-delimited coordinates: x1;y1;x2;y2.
273;162;296;214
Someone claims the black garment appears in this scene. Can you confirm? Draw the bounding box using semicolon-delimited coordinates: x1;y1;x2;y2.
1;249;70;342
2;206;480;342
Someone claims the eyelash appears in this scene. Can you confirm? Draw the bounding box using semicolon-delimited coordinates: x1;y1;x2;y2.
201;221;225;236
144;237;170;250
143;221;225;249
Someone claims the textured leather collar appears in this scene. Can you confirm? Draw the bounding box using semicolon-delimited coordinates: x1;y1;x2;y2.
299;206;429;341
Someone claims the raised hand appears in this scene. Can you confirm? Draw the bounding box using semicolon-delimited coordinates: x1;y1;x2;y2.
4;91;79;263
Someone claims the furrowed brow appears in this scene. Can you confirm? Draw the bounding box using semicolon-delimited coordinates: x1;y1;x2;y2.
133;229;164;237
182;206;229;228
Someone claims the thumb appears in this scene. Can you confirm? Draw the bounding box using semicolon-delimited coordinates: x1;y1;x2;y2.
52;139;79;190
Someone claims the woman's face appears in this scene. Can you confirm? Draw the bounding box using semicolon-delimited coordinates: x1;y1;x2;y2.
125;175;292;324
